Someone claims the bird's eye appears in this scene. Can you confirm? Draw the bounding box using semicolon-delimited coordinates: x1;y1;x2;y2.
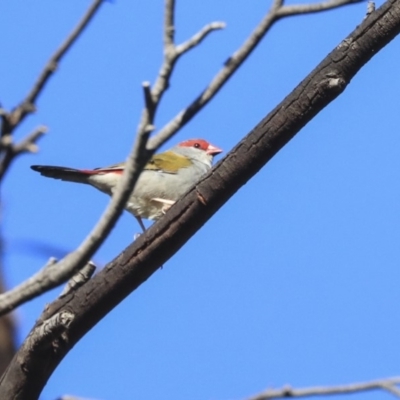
193;143;200;148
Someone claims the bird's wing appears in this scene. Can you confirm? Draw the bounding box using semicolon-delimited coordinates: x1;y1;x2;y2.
144;151;192;174
91;152;191;175
92;162;125;174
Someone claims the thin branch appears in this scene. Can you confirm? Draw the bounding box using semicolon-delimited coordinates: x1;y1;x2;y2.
164;0;175;49
12;125;48;154
0;126;48;182
2;0;104;135
276;0;362;17
246;377;400;399
384;384;400;397
142;81;154;113
147;0;362;150
176;22;226;55
59;261;96;298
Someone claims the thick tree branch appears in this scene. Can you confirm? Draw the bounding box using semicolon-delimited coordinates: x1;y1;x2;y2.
246;377;400;399
1;0;399;397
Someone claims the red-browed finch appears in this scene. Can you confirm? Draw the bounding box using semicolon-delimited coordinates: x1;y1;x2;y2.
31;139;222;231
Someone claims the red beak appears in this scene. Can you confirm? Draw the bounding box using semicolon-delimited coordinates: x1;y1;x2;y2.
206;144;223;156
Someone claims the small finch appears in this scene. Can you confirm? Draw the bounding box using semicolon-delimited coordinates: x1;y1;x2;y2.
31;139;222;231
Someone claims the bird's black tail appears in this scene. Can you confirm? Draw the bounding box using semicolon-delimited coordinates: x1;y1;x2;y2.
31;165;91;184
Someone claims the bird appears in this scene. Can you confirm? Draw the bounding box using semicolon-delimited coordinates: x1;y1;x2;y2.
31;139;222;231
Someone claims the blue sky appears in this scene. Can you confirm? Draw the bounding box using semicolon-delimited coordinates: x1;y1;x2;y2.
1;1;400;399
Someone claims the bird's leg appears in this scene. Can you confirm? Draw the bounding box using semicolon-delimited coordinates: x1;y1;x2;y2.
135;216;146;232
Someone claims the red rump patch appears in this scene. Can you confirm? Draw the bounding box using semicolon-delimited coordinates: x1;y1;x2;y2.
81;168;124;175
178;139;210;151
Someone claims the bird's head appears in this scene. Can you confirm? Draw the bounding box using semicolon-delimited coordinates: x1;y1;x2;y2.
177;139;223;156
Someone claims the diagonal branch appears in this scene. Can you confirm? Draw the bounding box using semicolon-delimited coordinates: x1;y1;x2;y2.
1;0;399;397
246;377;400;399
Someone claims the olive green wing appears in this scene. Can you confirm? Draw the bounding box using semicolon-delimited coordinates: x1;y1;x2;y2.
144;151;191;174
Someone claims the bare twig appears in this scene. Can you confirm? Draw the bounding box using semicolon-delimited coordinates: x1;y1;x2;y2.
276;0;362;16
0;126;48;182
12;125;48;155
142;81;154;112
1;0;104;136
247;377;400;399
385;384;400;397
164;0;176;49
176;22;226;54
147;0;362;150
59;261;96;297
